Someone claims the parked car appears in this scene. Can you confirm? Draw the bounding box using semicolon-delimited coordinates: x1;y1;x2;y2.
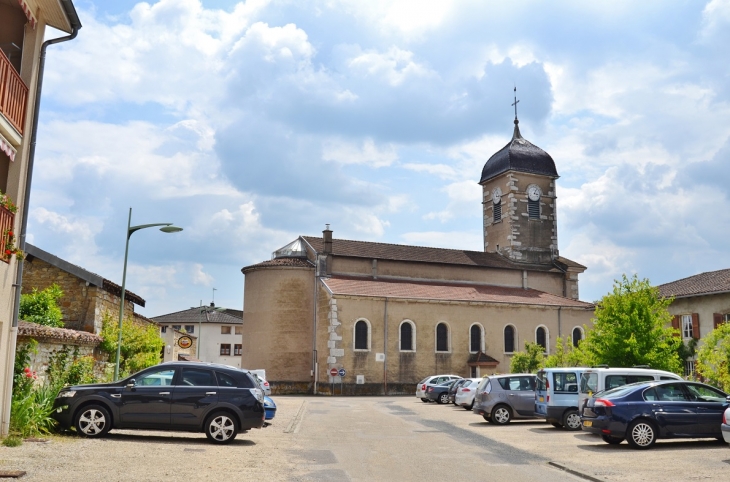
53;362;266;444
535;367;589;430
455;378;481;410
264;396;276;422
416;374;462;402
426;380;458;404
578;367;681;409
473;374;538;424
723;406;730;444
448;378;471;404
254;373;271;396
581;380;729;449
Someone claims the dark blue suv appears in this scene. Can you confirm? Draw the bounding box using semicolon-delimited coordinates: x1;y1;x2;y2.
53;362;266;444
581;380;729;449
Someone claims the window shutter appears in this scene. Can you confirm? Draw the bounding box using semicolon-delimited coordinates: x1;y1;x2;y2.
713;313;723;329
691;313;700;340
671;315;680;337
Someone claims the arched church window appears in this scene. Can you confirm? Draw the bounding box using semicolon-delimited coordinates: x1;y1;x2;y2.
354;320;369;350
536;326;547;351
572;327;583;347
400;321;414;351
470;324;483;353
504;325;515;353
436;323;449;352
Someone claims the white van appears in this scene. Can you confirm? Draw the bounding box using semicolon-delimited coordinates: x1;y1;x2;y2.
578;367;682;409
535;367;589;430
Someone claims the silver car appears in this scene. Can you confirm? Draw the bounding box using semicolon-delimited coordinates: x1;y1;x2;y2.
473;374;539;424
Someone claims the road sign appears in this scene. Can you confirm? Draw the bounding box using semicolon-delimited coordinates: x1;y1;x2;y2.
338;368;346;377
330;368;338;377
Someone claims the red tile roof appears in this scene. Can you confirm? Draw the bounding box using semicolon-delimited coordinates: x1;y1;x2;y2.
322;276;593;308
302;236;585;272
657;268;730;298
18;321;102;346
241;257;314;273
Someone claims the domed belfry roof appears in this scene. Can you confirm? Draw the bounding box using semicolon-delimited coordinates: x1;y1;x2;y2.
479;119;558;184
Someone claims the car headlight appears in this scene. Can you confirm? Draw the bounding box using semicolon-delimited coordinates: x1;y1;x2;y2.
57;391;76;398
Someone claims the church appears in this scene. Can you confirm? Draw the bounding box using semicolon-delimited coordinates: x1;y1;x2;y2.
241;112;594;395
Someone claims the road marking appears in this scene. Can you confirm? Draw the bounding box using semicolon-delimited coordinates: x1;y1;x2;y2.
548;462;605;482
285;400;307;434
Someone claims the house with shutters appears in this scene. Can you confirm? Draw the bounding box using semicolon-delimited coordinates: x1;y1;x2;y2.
658;268;730;377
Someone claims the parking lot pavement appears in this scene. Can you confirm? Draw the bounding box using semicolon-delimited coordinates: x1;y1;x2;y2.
2;396;729;481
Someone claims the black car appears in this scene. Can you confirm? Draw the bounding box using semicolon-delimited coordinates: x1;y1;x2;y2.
53;362;266;444
581;380;729;449
426;380;457;404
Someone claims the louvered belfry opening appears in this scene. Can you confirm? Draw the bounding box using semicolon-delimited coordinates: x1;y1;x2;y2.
528;199;540;219
493;202;501;222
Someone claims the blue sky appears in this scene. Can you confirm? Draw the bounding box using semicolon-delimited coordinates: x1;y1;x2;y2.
29;0;730;315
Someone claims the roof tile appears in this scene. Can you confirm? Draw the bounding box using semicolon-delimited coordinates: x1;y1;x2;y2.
657;269;730;298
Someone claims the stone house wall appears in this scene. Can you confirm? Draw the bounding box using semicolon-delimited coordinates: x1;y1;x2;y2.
22;257;135;334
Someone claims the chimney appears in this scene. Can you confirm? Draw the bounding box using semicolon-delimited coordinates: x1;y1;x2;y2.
210;302;215;307
323;224;332;254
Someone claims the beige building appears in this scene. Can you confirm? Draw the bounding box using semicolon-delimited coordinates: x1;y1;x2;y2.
658;269;730;376
241;116;595;395
1;0;81;436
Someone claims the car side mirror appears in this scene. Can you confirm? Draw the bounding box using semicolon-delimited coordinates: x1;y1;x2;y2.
126;378;136;388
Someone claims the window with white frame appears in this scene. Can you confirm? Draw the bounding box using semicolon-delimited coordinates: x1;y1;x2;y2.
724;314;730;323
682;314;693;339
504;325;516;353
399;321;415;351
684;360;695;377
436;323;449;352
536;326;547;352
184;325;195;334
469;324;483;353
354;319;370;351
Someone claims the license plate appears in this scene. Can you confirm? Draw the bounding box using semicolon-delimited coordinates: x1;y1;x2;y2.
539;396;544;402
583;421;592;427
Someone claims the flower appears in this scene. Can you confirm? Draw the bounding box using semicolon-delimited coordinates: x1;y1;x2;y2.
23;367;30;373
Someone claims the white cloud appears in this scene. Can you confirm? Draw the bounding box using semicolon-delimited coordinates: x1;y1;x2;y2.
347;46;434;86
322;138;398;167
192;264;214;286
424;180;481;222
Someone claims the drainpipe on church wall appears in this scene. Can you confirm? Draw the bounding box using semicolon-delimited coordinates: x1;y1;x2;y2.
383;298;388;395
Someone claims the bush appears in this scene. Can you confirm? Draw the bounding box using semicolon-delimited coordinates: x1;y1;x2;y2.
696;322;730;392
2;436;22;447
99;311;164;377
510;342;545;373
10;341;57;437
46;346;97;392
19;284;64;328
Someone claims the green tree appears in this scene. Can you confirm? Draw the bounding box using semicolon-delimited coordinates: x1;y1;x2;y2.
100;311;164;377
19;284;64;327
510;342;545;373
696;322;730;392
580;274;682;374
544;336;589;368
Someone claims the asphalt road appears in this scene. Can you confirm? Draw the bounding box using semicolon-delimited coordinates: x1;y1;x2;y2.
2;395;729;481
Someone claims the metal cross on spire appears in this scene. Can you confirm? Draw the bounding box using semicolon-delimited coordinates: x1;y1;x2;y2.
512;86;520;122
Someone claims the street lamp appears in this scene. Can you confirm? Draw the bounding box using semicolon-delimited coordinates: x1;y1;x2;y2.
113;207;182;381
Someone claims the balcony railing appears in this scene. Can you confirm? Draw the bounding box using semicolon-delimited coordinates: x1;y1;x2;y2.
0;49;28;135
0;204;15;264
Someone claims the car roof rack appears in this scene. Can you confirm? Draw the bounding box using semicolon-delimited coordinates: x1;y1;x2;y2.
632;365;650;369
591;364;609;368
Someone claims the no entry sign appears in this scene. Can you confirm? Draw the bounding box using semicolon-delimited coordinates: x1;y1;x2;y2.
330;368;339;377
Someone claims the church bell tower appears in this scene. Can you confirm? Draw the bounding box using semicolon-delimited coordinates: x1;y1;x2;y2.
479;90;559;265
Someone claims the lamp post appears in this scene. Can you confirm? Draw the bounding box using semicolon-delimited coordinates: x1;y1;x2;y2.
113;207;182;381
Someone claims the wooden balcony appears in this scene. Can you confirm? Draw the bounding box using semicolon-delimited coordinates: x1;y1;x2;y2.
0;49;28;135
1;204;15;264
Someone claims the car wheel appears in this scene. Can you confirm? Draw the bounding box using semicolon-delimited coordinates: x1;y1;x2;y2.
420;398;429;403
74;404;111;438
562;409;582;431
438;393;449;404
465;401;474;411
491;405;512;425
204;411;239;444
601;434;624;445
626;419;656;449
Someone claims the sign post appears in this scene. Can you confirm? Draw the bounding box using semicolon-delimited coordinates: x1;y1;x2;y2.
338;368;346;395
330;368;338;395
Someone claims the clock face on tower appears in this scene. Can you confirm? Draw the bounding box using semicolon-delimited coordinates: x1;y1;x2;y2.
492;187;502;204
526;184;542;201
